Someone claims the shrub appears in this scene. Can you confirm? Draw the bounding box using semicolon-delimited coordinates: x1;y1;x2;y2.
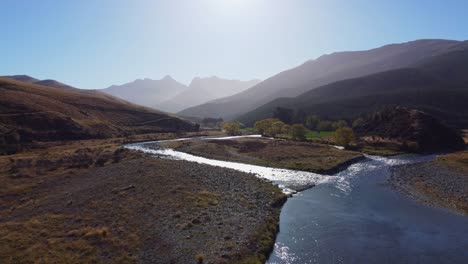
222;121;241;135
270;121;285;137
254;118;280;137
290;124;306;141
334;127;355;148
281;124;291;135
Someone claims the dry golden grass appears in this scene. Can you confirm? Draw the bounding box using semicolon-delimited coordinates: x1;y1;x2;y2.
0;214;137;264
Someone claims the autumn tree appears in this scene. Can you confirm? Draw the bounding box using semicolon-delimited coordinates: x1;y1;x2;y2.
222;121;241;135
334;127;355;148
290;124;306;141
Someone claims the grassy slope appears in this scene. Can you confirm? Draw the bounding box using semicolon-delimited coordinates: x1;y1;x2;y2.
0;78;195;152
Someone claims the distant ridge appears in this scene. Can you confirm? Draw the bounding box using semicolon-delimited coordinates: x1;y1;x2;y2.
1;75;77;90
101;76;188;108
157;76;260;113
179;39;461;119
237;40;468;128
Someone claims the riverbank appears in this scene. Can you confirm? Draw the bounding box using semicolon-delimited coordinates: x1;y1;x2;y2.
0;135;286;263
390;150;468;215
159;137;364;174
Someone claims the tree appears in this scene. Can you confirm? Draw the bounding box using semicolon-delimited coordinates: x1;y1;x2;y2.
270;121;285;137
254;118;279;136
305;115;320;130
281;124;291;135
317;121;333;132
293;109;307;124
273;107;294;124
223;121;241;135
332;120;348;130
352;117;365;128
290;124;306;141
334;127;355;148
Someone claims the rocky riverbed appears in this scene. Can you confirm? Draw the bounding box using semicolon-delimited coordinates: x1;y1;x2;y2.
390;161;468;215
0;138;286;264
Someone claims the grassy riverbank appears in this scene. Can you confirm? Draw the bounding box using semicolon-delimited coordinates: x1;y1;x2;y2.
160;137;364;174
0;134;286;263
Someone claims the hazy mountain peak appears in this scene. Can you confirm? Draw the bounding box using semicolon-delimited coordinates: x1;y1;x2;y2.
156;77;261;113
162;75;174;81
101;76;188;108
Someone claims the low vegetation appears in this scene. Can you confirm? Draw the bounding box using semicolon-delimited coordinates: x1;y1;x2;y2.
161;137;364;174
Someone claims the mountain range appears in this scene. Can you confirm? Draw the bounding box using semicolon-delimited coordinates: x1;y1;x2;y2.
179;39;463;120
237;40;468;128
101;76;259;113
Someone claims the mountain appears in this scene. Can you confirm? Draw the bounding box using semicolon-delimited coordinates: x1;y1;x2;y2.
1;75;76;90
33;79;76;90
1;75;39;83
0;78;197;153
156;76;260;113
101;76;187;108
179;39;461;119
237;41;468;128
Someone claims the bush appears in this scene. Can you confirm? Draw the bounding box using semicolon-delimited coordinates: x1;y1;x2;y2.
290;124;306;141
334;127;355;148
270;121;285;137
254;118;280;137
281;124;291;135
222;121;241;135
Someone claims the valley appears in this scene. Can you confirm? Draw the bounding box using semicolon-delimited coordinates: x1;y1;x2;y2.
2;33;468;264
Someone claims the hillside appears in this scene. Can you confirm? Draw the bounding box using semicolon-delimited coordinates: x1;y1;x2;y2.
0;78;197;154
355;107;465;153
179;39;461;119
156;76;260;113
238;41;468;128
2;75;77;90
101;76;188;108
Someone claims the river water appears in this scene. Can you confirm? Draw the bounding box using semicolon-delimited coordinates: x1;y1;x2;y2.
125;137;468;264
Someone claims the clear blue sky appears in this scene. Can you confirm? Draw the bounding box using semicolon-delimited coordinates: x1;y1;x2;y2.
2;0;467;88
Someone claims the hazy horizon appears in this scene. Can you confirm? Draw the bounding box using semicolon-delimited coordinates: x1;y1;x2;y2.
2;0;468;89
